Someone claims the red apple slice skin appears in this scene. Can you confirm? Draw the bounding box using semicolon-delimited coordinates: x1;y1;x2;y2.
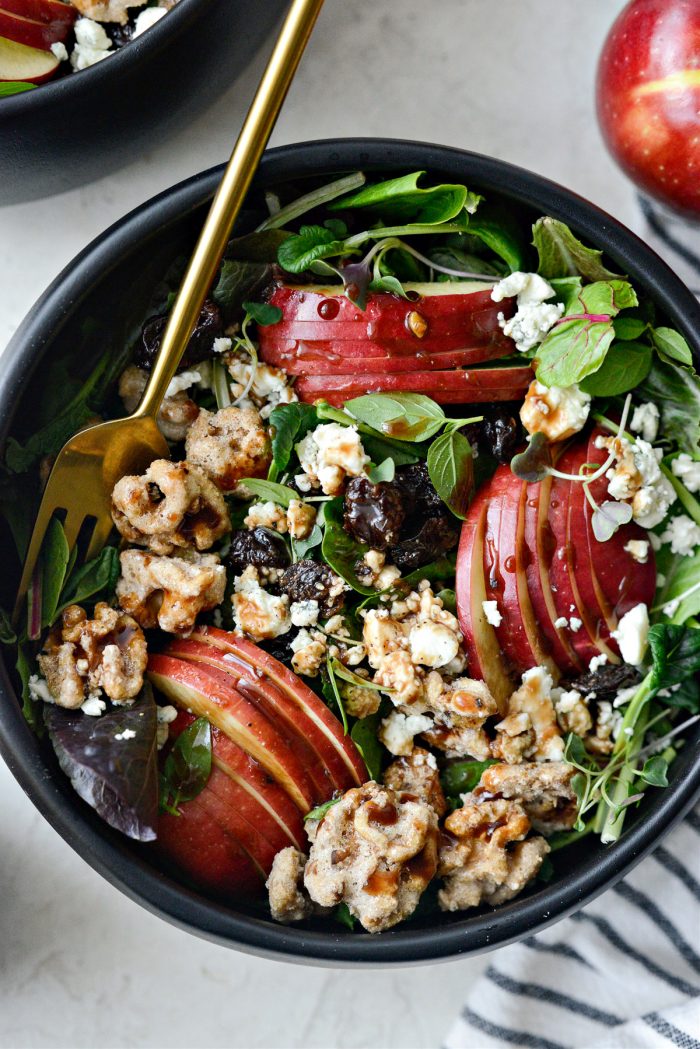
0;0;76;25
456;489;515;713
295;366;533;406
0;34;59;82
191;627;368;786
260;306;511;346
583;429;657;620
156;792;264;900
148;655;317;812
165;637;345;798
0;9;69;49
257;339;510;373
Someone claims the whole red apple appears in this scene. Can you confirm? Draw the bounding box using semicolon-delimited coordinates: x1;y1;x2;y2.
596;0;700;217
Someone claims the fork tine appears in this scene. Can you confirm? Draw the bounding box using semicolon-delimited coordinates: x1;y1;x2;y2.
62;511;85;555
85;517;115;563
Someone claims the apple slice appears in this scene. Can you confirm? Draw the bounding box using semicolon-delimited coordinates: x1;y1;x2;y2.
261;308;510;346
295;365;533;406
0;34;59;82
0;9;70;50
0;0;77;25
456;489;515;713
165;636;348;799
190;627;367;787
260;342;512;375
148;654;318;812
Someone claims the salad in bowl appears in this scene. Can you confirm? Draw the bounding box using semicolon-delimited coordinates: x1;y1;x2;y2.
3;165;700;938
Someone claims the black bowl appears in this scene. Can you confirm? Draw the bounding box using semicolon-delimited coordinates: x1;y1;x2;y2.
1;139;699;965
0;0;286;205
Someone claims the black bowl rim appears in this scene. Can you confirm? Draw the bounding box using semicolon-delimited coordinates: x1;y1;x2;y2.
1;137;700;966
0;0;207;115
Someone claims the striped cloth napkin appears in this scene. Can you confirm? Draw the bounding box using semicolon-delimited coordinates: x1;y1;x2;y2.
444;806;700;1049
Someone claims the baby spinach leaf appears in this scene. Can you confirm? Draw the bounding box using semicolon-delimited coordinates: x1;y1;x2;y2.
466;205;528;272
639;358;700;457
345;392;445;442
650;326;694;367
239;478;299;508
533;217;623;281
580;341;653;396
257;172;366;231
427;245;504;278
648;623;700;693
0;81;36;96
292;524;323;560
321;498;375;596
45;684;159;841
268;401;318;475
441;758;498;799
330;171;476;225
350;712;384;781
41;518;71;628
427;429;474;519
160;716;212;815
277;225;352;274
436;587;457;614
360;434;422;466
55;546;121;618
640;755;669;788
305;797;341;822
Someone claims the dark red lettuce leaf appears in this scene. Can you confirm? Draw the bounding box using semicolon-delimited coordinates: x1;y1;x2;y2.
44;684;158;841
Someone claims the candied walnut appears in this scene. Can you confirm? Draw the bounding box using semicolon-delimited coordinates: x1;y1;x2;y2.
117;550;225;637
438;795;548;911
304;783;438;933
119;365;199;444
344;476;406;550
38;603;146;709
185;406;271;492
492;666;564;763
422;678;498;760
480;762;577;834
279;560;347;619
134;299;222;370
227;527;290;574
383;748;447;818
266;847;313;924
111;459;229;555
375;650;425;706
71;0;135;24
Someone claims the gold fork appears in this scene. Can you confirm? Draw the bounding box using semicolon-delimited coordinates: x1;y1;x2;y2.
13;0;324;623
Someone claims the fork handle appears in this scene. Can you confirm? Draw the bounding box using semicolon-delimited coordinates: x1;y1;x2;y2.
134;0;324;422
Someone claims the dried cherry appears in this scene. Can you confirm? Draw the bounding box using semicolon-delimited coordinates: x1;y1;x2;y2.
134;299;223;371
227;527;290;573
279;560;346;618
343;477;405;550
390;515;458;572
568;663;642;701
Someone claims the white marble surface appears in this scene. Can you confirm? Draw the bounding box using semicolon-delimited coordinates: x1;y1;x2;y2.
0;1;642;1046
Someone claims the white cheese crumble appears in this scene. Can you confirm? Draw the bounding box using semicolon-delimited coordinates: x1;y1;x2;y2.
378;710;433;757
81;695;107;717
28;675;54;704
604;435;677;528
491;272;564;353
164;369;202;398
290;600;320;628
520;381;591;441
671;454;700;494
630;402;660;443
589;654;608;673
408;622;459;669
554;616;569;629
659;514;700;557
155;703;178;749
482;600;502;627
51;41;69;62
295;423;370;495
133;6;168;37
612;603;649;666
114;728;136;741
212;336;233;354
623;539;650;564
232;566;291;640
70;18;112;70
569;617;582;632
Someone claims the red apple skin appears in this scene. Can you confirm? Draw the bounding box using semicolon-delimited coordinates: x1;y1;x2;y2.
190;627;367;786
0;9;70;49
0;0;76;25
259;341;512;375
147;655;318;812
295;366;533;406
260;309;510;347
456;488;515;713
164;636;353;798
0;34;59;82
596;0;700;216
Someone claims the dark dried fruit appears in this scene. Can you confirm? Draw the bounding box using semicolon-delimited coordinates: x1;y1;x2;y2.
568;663;642;701
134;299;223;371
227;528;290;574
480;408;523;464
394;463;444;516
279;560;346;618
260;635;295;667
343;477;405;550
390;515;458;572
103;21;134;48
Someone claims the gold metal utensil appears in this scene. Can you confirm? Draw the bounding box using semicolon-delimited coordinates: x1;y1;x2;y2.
13;0;324;622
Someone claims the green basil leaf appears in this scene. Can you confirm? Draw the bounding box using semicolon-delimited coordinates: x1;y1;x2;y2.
330;171;476;225
533;217;623;280
640;755;669;788
243;301;283;326
321;497;375;595
426;429;474;519
613;317;647;341
639;358;700;458
268;402;318;475
651;326;694;367
441;758;498;798
368;457;395;483
277;225;351;274
41;519;71;628
360;434;422;466
350;712;384;781
648;624;700;693
239;478;299;508
580;341;653;396
345;392;445;442
55;546;120;619
161;716;212;813
305;797;341;821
